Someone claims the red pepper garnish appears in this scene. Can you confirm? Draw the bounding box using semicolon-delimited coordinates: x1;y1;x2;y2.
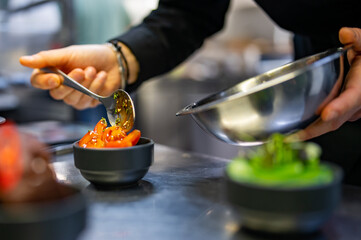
0;121;23;192
79;119;140;148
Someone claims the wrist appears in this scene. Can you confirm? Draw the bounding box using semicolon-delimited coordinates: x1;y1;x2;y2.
107;40;139;88
116;42;139;84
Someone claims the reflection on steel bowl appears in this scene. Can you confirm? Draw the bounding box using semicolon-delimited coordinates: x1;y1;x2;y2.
176;47;347;146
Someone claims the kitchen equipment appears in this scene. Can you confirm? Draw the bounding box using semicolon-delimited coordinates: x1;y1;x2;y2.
176;47;347;145
225;162;343;233
41;67;135;131
0;185;87;240
73;137;154;186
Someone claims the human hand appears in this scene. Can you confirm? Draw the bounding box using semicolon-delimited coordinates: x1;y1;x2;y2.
48;67;107;109
19;44;122;109
290;27;361;141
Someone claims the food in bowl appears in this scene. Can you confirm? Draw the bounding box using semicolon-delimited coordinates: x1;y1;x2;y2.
79;118;141;148
0;121;87;240
225;133;342;233
227;133;333;187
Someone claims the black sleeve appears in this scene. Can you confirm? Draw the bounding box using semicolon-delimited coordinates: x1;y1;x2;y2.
254;0;361;36
110;0;230;91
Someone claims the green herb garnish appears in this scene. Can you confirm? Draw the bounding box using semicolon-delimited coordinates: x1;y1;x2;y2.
227;133;333;187
113;92;120;99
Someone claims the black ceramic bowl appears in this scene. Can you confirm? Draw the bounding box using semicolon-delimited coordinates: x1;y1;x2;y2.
225;163;343;234
73;137;154;186
0;185;87;240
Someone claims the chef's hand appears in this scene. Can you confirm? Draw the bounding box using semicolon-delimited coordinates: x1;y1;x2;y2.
291;27;361;141
19;44;138;110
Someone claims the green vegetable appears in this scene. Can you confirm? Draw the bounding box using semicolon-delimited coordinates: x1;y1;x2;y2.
227;133;333;187
113;92;120;99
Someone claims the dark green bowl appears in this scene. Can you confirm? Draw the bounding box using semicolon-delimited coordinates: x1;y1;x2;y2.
225;163;343;234
73;137;154;186
0;185;87;240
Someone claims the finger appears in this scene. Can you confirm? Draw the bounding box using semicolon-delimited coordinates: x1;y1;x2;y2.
62;68;94;105
49;68;84;101
287;117;345;141
19;48;72;69
339;27;361;51
349;109;361;122
90;99;101;108
339;28;361;64
30;69;62;89
62;69;90;107
321;57;361;121
84;66;97;80
69;66;98;109
76;71;106;109
321;88;361;122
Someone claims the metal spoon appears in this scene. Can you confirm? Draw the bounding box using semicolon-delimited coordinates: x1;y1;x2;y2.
41;67;135;132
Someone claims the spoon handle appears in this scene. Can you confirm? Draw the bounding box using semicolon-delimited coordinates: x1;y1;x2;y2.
41;67;102;100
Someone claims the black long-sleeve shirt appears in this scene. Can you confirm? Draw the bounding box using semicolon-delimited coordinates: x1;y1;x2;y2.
113;0;361;86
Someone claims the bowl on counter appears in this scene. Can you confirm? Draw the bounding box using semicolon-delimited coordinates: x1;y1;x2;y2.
0;185;87;240
224;163;343;234
176;47;347;146
73;137;154;186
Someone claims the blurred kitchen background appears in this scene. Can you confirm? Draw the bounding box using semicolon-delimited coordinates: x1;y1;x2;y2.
0;0;293;158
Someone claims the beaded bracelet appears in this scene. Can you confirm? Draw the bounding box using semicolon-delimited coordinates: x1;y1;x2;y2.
107;40;129;89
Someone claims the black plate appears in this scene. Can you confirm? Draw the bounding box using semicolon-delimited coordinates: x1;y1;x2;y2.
0;185;87;240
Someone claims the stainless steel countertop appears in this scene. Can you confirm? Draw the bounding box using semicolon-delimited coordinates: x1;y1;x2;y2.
52;144;361;240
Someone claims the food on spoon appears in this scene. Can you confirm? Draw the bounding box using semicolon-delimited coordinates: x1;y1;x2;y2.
113;91;134;131
0;122;73;203
78;118;141;148
227;133;333;187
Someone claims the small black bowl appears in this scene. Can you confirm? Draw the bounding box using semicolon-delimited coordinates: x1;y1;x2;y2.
73;137;154;186
225;163;343;234
0;185;87;240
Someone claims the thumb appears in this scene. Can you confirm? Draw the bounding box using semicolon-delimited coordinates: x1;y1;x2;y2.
19;48;70;69
339;27;361;51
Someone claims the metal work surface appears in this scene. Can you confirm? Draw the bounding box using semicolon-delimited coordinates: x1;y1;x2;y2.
52;144;361;240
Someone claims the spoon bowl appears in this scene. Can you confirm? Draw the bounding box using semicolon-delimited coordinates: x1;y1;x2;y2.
42;67;135;131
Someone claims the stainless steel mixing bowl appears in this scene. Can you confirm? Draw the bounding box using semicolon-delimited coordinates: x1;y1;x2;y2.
176;47;347;145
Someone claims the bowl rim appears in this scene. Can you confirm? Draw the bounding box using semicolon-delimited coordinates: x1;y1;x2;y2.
224;162;343;191
177;47;347;116
73;136;154;151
